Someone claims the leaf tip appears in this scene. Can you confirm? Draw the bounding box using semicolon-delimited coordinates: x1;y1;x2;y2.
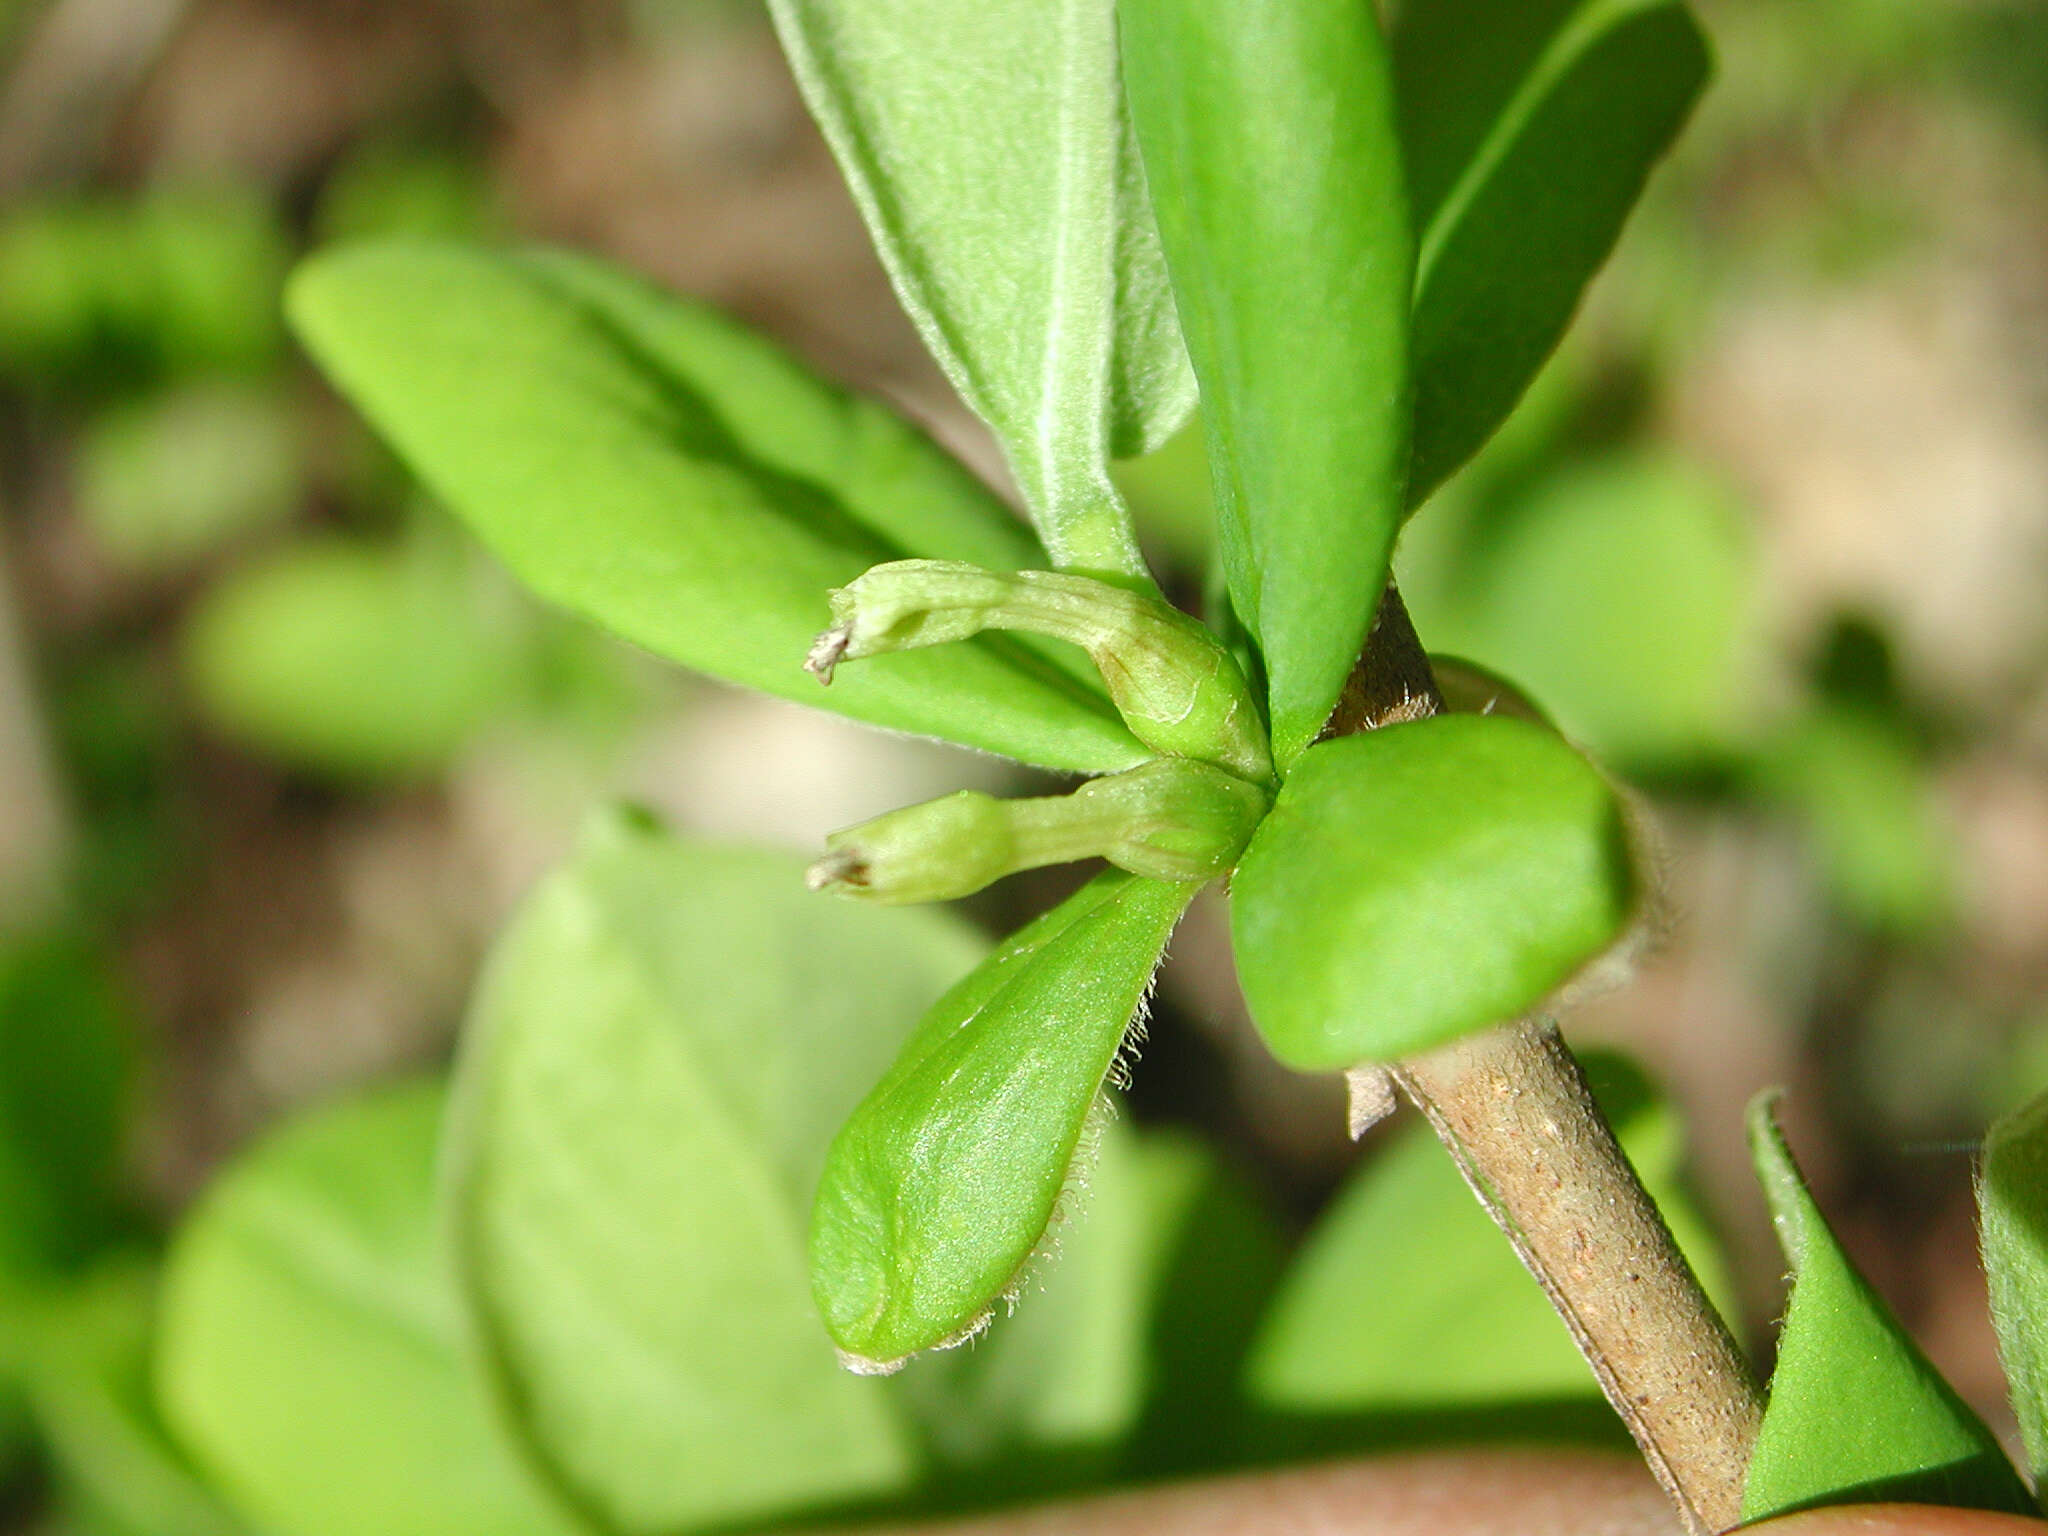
833;1347;908;1378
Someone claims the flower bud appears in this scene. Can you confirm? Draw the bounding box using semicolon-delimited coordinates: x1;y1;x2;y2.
807;758;1269;904
808;560;1273;783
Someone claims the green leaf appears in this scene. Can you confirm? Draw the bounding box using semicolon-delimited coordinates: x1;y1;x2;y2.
288;241;1147;774
156;1080;581;1536
0;184;287;389
1123;1131;1286;1479
1248;1052;1734;1417
181;530;538;780
25;1258;245;1536
0;931;134;1279
766;0;1191;577
1752;706;1952;939
812;871;1193;1370
1397;450;1758;769
1120;0;1413;771
76;384;302;572
1230;715;1635;1070
1397;0;1711;504
1977;1088;2048;1494
1122;0;1425;770
893;1116;1150;1498
1742;1093;2032;1522
447;814;984;1535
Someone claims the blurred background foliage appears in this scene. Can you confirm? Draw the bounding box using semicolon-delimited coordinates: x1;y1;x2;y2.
0;0;2046;1530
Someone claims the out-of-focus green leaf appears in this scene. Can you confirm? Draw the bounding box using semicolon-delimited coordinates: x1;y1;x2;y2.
812;871;1193;1370
0;185;286;388
1109;419;1217;571
1399;451;1757;768
896;1124;1283;1501
0;932;133;1279
315;141;498;244
1977;1088;2048;1495
1123;1131;1286;1479
26;1258;244;1536
1120;0;1411;770
1248;1053;1734;1415
156;1081;581;1536
448;816;981;1535
77;385;302;571
1752;707;1951;938
1231;715;1634;1070
1397;0;1710;504
767;0;1191;577
181;530;537;780
1742;1094;2032;1522
289;242;1144;773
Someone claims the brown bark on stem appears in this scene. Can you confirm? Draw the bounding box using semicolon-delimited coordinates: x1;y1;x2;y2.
1326;582;1763;1536
1394;1022;1762;1535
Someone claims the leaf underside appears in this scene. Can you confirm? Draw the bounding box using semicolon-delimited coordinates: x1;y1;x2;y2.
768;0;1193;577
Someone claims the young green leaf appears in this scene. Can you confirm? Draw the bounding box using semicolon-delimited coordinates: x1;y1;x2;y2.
447;814;983;1535
76;384;301;572
26;1258;246;1536
0;931;134;1280
156;1081;582;1536
812;870;1194;1371
288;242;1147;775
1396;0;1711;505
1977;1087;2048;1493
1230;715;1635;1070
181;531;538;781
1120;0;1413;769
1752;706;1952;939
1742;1094;2032;1523
767;0;1192;578
1397;450;1758;769
1249;1053;1734;1416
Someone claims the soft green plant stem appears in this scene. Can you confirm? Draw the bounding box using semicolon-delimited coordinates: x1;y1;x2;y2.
1338;582;1763;1536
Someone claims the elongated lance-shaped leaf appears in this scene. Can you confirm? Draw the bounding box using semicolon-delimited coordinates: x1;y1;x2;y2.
1977;1087;2048;1496
769;0;1193;579
1120;0;1414;770
288;242;1149;776
1231;715;1636;1070
1397;0;1710;507
1743;1094;2033;1523
812;871;1194;1372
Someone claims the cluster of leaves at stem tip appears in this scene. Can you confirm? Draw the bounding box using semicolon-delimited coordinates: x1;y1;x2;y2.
286;0;1694;1373
245;0;2048;1527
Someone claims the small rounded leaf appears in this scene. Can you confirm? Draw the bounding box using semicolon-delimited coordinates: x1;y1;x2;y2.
1230;714;1634;1070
